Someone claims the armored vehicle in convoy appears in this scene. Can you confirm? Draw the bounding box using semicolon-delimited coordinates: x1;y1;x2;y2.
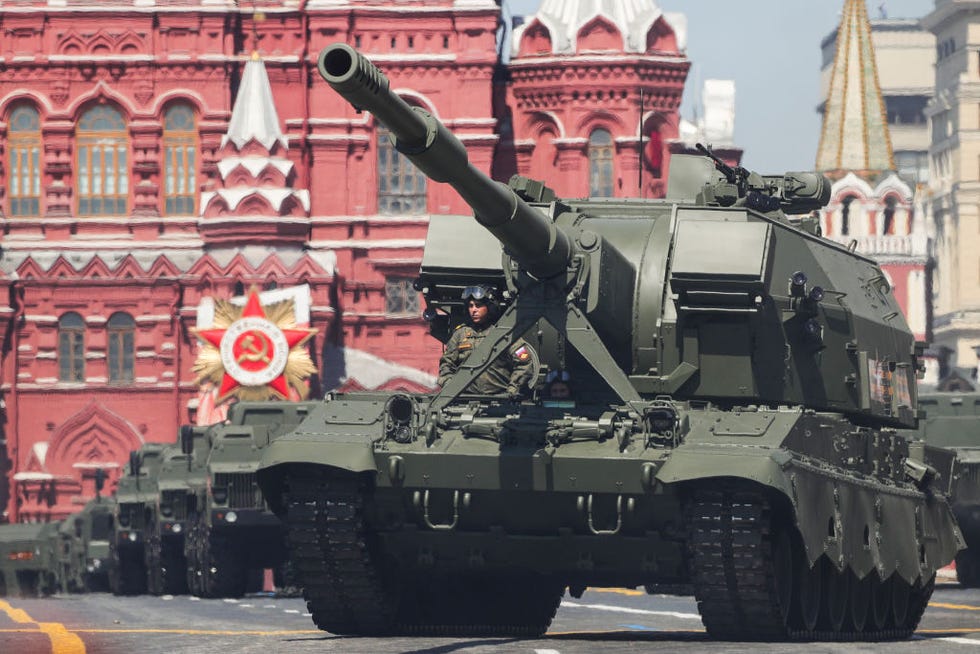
914;392;980;587
144;433;208;596
0;521;62;597
110;443;168;595
184;402;312;598
256;43;963;641
58;492;114;593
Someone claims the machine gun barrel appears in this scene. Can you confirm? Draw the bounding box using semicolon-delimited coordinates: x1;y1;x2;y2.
318;43;572;279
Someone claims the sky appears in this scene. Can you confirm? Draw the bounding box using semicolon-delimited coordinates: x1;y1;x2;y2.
505;0;935;173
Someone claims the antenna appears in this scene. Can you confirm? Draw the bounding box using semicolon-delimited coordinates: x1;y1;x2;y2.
638;88;644;197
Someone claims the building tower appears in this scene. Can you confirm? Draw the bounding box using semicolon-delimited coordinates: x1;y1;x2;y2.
922;2;980;376
500;0;690;198
815;0;931;342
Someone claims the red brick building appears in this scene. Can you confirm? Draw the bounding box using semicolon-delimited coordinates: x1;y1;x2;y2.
0;0;689;522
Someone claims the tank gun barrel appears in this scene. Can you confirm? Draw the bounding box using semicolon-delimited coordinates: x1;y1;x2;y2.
318;43;572;279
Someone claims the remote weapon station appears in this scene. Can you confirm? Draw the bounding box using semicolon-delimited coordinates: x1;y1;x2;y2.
257;44;962;640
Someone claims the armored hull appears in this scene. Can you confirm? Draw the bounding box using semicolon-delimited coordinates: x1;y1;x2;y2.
261;394;958;639
915;392;980;586
184;402;312;598
257;43;962;640
58;498;114;593
110;444;168;595
0;522;61;597
145;444;207;596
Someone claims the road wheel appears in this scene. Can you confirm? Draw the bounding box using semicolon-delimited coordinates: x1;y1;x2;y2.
849;573;872;633
824;563;850;633
870;573;892;631
905;573;935;634
891;575;911;627
771;527;795;629
798;556;824;632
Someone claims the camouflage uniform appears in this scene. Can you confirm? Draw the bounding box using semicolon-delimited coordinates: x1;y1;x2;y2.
438;324;535;396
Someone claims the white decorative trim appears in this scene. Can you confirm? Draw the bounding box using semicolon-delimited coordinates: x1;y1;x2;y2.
308;239;426;249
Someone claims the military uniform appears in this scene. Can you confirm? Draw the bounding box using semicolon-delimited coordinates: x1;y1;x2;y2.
438;324;535;396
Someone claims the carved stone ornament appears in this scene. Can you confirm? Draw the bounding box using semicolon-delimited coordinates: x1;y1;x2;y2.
51;80;69;107
135;81;153;106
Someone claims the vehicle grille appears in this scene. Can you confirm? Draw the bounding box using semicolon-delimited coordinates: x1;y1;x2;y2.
213;472;260;509
161;490;187;521
121;502;145;531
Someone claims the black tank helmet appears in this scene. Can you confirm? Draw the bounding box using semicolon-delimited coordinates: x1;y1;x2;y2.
461;284;501;319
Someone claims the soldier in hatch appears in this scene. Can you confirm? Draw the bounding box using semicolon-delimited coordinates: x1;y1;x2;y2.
438;285;535;397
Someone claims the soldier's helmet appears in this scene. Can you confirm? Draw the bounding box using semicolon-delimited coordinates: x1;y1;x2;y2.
461;284;501;317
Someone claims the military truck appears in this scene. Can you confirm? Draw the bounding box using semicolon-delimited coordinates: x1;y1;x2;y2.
143;427;209;595
184;402;312;598
0;521;62;597
57;491;114;593
109;443;168;595
914;391;980;587
256;43;962;641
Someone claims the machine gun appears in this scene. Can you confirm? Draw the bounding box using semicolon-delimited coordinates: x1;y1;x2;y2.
696;142;749;189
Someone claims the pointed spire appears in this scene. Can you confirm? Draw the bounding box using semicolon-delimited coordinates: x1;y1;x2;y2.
200;52;310;247
815;0;894;175
222;52;288;152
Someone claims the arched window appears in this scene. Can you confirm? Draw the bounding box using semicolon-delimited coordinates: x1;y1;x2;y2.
76;105;128;216
882;196;898;235
8;105;42;216
377;124;426;214
589;128;614;197
107;312;135;383
163;103;197;215
59;312;86;382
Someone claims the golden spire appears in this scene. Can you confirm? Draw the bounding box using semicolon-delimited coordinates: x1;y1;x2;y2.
815;0;894;175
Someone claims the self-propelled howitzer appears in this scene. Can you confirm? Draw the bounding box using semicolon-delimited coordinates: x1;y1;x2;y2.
257;43;963;641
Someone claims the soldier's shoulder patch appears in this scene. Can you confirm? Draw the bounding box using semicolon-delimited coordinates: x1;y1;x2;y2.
513;345;530;362
454;324;465;331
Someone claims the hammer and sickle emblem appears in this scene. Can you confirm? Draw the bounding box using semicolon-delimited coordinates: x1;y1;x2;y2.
237;332;271;365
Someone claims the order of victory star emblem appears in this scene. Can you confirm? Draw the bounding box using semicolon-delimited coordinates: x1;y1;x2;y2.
192;288;317;402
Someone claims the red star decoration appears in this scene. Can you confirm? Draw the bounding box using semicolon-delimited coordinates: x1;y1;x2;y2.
196;289;314;401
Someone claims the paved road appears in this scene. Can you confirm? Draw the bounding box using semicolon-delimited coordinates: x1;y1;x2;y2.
2;582;979;654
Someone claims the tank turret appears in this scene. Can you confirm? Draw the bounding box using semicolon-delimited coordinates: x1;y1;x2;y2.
257;44;962;642
319;43;915;429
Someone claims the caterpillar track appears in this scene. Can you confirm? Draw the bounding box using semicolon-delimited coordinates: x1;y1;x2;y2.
688;488;934;641
281;467;564;637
